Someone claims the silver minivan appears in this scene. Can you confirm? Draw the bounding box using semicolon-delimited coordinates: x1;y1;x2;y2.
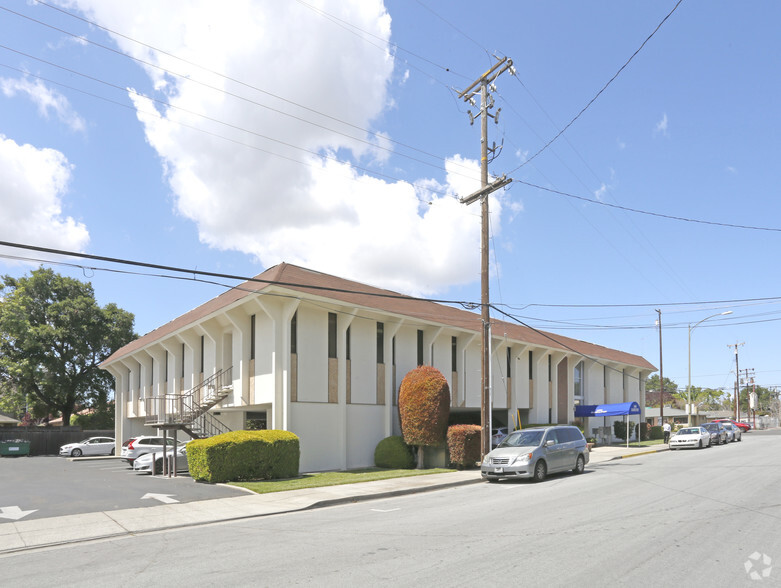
481;425;589;482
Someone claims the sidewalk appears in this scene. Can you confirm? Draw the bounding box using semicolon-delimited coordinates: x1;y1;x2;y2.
0;444;667;555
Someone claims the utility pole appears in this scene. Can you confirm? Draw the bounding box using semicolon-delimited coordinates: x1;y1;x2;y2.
739;367;754;422
655;309;664;426
728;342;744;420
458;56;514;459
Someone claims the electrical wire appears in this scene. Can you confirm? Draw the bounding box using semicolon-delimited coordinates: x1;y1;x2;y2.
507;0;685;171
515;179;781;233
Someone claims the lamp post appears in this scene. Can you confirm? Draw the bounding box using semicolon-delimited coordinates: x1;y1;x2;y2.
687;311;733;426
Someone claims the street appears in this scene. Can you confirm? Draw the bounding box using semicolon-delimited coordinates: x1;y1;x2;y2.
2;430;780;586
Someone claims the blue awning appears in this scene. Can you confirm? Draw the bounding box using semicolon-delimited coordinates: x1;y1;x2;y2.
574;401;641;417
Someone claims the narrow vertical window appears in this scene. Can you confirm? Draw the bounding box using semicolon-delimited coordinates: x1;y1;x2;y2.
291;311;297;354
528;350;533;378
574;361;584;399
150;358;154;386
506;347;511;378
376;322;384;364
200;335;204;373
451;336;458;372
417;330;424;366
328;313;337;359
250;314;256;360
548;354;552;382
392;336;396;366
181;343;185;378
165;351;169;382
346;326;351;361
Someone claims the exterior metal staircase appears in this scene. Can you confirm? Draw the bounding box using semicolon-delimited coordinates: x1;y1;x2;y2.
144;367;232;439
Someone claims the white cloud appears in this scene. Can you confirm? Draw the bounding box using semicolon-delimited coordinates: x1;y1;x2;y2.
654;113;669;137
594;183;608;201
64;0;511;294
0;135;89;257
726;166;737;174
0;77;86;133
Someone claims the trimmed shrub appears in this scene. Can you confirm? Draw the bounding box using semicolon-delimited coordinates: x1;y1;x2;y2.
635;422;651;441
187;429;299;483
399;366;450;468
650;425;664;440
374;435;415;469
613;420;628;441
447;424;481;468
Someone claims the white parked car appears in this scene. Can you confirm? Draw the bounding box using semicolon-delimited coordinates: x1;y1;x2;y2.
59;437;115;457
133;443;189;474
669;427;711;450
121;435;178;465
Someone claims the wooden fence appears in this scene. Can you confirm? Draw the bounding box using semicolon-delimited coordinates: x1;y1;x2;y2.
0;427;114;456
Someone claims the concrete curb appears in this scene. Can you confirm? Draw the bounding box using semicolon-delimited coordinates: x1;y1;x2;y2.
301;475;484;511
601;446;670;462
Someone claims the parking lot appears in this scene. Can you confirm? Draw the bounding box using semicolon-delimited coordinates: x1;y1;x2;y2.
0;456;250;522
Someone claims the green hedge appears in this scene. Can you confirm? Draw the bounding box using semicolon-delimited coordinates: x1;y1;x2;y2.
650;425;664;440
447;424;481;468
187;429;300;483
374;435;415;469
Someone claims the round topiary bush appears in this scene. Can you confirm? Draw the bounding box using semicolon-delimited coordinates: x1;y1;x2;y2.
374;435;415;469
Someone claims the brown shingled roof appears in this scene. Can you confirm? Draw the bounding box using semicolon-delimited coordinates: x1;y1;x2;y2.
102;262;655;371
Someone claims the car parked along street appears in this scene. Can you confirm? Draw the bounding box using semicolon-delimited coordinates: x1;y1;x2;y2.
669;427;711;450
481;425;589;483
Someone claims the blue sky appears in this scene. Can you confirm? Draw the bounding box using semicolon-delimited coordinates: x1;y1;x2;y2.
1;1;779;400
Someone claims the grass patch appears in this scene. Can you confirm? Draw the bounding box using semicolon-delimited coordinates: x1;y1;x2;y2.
229;467;456;494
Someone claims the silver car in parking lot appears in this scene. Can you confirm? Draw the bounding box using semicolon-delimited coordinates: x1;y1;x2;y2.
481;425;589;483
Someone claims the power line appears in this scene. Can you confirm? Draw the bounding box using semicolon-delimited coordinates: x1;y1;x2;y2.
515;178;781;233
508;0;684;170
0;58;455;202
19;2;471;173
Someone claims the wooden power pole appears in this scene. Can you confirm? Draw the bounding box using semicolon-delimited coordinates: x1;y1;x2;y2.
458;57;514;458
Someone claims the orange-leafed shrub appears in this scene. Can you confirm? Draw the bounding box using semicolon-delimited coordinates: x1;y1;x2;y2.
447;424;481;468
399;366;450;467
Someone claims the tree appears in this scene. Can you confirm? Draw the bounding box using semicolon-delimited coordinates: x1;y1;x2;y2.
398;366;450;468
644;374;678;408
0;268;136;427
671;385;726;412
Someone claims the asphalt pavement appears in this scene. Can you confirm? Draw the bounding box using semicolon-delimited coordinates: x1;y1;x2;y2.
0;443;668;555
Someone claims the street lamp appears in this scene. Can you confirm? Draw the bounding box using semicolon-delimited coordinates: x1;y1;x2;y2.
688;311;733;425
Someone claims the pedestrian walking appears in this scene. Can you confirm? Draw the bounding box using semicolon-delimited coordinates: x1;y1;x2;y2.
663;421;671;443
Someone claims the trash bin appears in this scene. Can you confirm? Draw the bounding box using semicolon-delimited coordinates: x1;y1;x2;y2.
0;440;31;456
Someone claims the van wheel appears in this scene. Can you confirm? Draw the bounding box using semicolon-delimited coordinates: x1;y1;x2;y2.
572;455;585;474
533;460;547;483
71;448;82;457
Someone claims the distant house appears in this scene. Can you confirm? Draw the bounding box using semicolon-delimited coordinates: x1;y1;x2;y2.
101;263;655;472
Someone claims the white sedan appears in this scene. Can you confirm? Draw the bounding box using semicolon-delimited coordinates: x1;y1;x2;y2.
133;443;189;474
669;427;711;450
59;437;116;457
